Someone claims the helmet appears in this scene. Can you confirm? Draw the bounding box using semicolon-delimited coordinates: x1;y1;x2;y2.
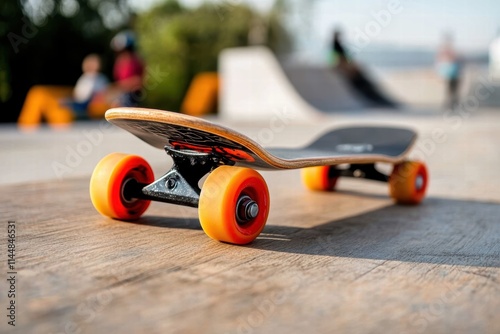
111;31;136;52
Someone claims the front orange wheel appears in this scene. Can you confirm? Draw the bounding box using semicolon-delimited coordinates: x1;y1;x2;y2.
90;153;155;220
199;166;270;245
389;161;428;205
301;166;338;191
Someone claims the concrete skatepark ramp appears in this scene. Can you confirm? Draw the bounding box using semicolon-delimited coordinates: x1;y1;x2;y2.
282;65;378;111
219;47;396;121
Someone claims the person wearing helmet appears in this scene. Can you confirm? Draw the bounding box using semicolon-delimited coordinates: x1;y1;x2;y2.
110;31;144;107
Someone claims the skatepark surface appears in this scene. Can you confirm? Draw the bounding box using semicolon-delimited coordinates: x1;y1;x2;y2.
1;107;499;333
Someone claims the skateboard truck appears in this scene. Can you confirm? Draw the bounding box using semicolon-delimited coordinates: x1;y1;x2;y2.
127;146;235;208
331;164;389;183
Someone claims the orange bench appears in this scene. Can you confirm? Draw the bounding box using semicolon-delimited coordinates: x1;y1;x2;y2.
181;72;219;116
17;85;109;130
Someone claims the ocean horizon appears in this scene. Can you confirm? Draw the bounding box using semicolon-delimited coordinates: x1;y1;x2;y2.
285;44;490;70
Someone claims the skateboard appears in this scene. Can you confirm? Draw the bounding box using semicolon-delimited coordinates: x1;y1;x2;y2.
90;107;428;245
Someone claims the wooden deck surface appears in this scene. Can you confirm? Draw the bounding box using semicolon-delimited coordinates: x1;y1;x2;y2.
1;110;500;333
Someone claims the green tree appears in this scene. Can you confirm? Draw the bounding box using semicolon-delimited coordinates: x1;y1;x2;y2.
136;0;290;110
0;0;290;121
0;0;131;122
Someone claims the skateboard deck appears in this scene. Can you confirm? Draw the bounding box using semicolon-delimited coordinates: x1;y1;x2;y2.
106;107;417;169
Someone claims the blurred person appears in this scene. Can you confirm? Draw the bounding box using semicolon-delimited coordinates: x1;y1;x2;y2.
109;31;145;107
62;54;109;118
331;29;349;68
330;29;395;107
18;54;109;128
436;34;462;110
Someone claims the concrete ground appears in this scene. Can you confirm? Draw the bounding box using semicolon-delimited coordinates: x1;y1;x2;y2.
0;107;499;333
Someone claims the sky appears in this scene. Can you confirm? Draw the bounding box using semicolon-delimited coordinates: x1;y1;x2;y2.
129;0;500;53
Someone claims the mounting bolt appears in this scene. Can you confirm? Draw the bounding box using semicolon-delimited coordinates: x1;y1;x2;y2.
354;169;365;178
166;178;177;190
246;202;259;219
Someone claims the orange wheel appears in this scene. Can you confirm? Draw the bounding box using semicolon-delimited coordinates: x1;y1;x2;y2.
90;153;155;220
199;166;270;245
389;161;428;205
301;166;338;191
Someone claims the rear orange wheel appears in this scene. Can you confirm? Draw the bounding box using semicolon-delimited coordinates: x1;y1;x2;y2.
389;161;428;205
301;166;338;191
199;166;270;245
90;153;155;220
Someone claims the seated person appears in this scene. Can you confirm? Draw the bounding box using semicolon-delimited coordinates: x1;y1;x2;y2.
18;54;109;128
63;54;109;118
18;33;147;128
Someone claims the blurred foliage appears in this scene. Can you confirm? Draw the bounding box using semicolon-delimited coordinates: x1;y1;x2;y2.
136;0;291;110
0;0;290;121
0;0;131;122
267;0;291;55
